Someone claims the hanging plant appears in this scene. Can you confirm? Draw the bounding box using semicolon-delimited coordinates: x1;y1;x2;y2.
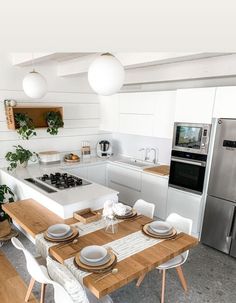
14;112;37;140
0;185;14;221
45;111;64;135
5;145;38;171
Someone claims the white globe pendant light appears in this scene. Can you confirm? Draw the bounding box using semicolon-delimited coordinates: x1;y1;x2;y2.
88;53;125;96
23;70;47;99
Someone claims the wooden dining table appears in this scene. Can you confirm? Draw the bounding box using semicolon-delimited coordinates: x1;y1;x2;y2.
3;199;198;299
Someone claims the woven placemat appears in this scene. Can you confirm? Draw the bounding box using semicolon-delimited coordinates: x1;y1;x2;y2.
74;251;117;273
0;229;19;241
44;227;79;243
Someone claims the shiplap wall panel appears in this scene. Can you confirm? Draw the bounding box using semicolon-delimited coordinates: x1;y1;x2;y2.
0;103;100;120
0;90;111;168
0;119;100;130
0;128;108;141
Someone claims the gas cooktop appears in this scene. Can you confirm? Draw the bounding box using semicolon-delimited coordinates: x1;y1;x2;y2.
38;172;91;190
25;172;91;193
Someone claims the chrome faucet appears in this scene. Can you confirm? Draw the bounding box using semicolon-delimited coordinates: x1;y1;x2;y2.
145;148;151;161
138;147;158;164
150;148;159;164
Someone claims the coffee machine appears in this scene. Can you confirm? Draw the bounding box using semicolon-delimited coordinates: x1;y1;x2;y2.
96;140;112;158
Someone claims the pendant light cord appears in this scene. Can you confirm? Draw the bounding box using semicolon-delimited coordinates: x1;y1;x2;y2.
31;52;35;72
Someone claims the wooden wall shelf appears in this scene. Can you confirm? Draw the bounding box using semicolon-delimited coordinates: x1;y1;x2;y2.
5;106;63;130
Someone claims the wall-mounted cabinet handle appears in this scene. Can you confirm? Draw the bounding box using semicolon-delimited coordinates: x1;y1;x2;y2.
110;180;141;192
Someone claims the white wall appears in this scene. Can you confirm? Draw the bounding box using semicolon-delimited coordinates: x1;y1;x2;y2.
112;133;172;164
0;53;111;168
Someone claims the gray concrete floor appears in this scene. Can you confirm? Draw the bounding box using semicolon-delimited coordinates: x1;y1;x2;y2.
1;231;236;303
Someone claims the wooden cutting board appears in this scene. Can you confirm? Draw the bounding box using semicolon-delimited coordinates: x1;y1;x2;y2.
144;165;170;176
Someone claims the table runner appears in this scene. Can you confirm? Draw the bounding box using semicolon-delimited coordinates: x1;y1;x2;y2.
64;230;164;283
35;219;111;258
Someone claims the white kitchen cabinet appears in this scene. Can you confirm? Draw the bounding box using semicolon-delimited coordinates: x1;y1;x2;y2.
107;163;142;206
100;95;119;132
119;92;156;136
119;114;154;136
100;91;176;138
175;88;216;123
141;173;168;219
166;187;202;237
119;92;156;114
87;163;106;186
213;86;236;118
153;91;176;139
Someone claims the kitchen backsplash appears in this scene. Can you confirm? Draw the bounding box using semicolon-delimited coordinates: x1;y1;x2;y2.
112;133;172;164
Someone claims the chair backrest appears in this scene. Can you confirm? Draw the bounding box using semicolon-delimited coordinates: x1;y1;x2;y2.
166;213;192;234
52;282;74;303
133;199;155;219
11;237;50;284
166;213;193;261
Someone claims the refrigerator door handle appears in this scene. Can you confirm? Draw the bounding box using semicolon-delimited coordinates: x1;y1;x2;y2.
226;206;236;238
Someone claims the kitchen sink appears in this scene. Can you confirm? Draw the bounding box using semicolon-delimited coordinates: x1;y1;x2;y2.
114;158;154;168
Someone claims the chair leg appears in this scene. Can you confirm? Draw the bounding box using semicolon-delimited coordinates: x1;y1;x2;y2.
40;283;47;303
136;273;146;287
161;269;166;303
176;266;187;292
25;278;35;302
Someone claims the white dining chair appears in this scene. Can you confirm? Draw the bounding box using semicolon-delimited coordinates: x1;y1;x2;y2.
133;199;155;219
157;213;193;303
11;237;50;303
47;256;113;303
136;213;192;303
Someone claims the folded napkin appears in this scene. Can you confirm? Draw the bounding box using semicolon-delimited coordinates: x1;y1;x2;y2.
113;203;131;216
103;200;115;217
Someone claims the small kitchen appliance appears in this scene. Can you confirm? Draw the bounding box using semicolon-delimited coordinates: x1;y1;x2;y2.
173;122;211;155
96;140;112;158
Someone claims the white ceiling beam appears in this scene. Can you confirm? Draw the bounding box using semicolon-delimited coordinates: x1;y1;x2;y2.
57;54;100;77
11;52;57;66
123;53;236;85
57;52;226;77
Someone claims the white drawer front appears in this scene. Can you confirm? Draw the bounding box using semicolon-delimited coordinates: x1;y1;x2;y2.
108;164;141;191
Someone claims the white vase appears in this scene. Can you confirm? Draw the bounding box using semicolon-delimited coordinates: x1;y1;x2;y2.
19;161;28;168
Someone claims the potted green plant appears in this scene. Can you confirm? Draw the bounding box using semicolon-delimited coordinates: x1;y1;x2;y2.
45;111;64;135
5;145;38;171
0;185;14;222
14;112;37;140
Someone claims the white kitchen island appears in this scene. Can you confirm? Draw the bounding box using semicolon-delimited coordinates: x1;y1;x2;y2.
0;162;118;219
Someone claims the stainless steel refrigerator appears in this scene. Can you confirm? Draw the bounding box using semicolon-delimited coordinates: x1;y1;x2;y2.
201;118;236;257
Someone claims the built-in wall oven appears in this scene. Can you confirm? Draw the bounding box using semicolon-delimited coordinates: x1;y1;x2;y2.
169;151;207;194
169;122;211;194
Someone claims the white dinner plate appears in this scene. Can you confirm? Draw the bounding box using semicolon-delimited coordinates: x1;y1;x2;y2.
149;221;172;234
46;229;73;239
147;225;173;236
47;224;71;238
81;245;107;263
79;253;111;267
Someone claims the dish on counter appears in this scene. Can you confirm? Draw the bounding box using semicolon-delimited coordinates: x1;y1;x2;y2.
64;153;80;162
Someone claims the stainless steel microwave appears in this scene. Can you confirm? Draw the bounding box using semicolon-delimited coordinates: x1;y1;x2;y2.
172;122;211;155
